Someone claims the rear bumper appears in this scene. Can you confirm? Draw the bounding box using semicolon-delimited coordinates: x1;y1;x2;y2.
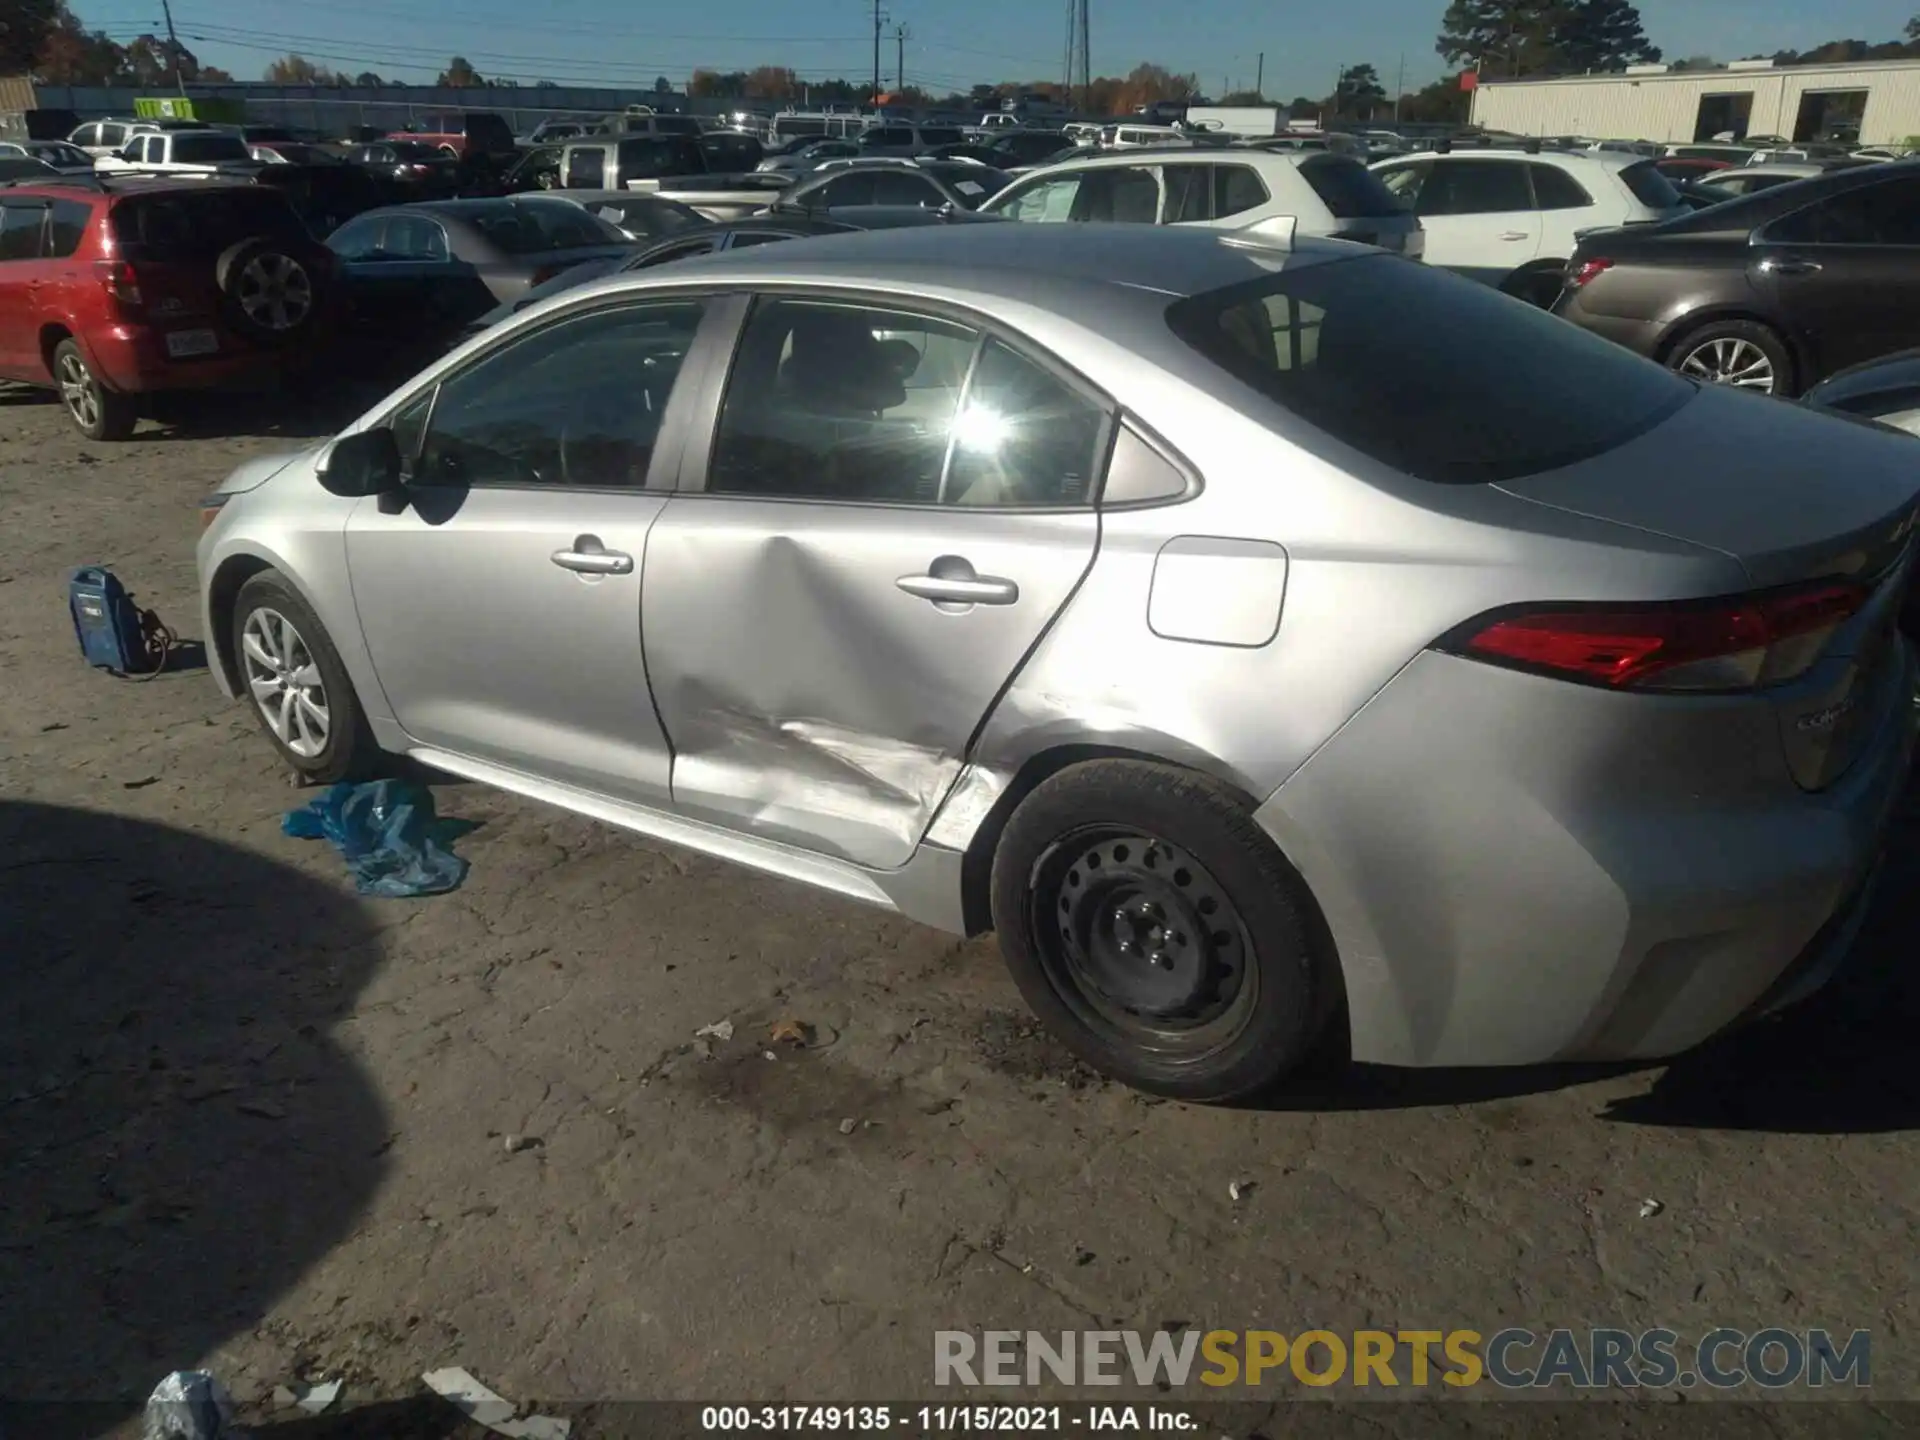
1549;295;1665;359
1255;644;1917;1068
87;324;297;396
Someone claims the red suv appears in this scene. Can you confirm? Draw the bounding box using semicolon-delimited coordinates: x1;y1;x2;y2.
0;178;335;439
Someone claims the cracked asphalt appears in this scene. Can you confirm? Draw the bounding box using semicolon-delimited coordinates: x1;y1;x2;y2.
3;386;1919;1434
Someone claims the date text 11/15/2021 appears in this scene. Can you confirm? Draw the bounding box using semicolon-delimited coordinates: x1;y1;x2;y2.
701;1406;1196;1432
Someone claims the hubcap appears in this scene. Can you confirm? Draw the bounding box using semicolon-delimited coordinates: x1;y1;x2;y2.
57;352;100;429
1033;829;1256;1055
236;253;313;331
1679;337;1777;392
241;608;330;758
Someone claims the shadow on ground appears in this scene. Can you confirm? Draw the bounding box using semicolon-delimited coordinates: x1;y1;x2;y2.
0;801;390;1428
1263;768;1920;1135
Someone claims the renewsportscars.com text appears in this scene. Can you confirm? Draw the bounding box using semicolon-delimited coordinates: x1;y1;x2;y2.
933;1328;1871;1390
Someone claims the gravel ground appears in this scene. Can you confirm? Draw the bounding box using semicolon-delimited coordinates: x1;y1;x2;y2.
2;386;1918;1436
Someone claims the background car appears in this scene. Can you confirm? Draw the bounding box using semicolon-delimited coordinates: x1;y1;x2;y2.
531;190;705;241
775;158;1013;212
698;130;765;173
0;139;94;174
754;138;862;176
1371;148;1684;305
197;222;1919;1102
855;121;969;156
345;140;461;198
1554;161;1920;396
325;196;634;372
248;142;347;167
0;156;59;183
0;178;332;439
1802;348;1920;437
1685;162;1830;202
459;206;1006;337
983;148;1423;255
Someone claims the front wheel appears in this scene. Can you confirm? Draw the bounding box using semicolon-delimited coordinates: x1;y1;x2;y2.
989;760;1335;1102
232;572;380;784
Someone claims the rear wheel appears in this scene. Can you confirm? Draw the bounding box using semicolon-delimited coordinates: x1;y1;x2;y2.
989;760;1334;1102
53;340;136;441
1668;319;1794;396
1505;265;1566;309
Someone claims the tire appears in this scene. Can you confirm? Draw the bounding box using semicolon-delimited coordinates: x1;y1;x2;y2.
989;759;1335;1102
215;237;323;346
1505;265;1565;309
1666;319;1795;396
52;339;136;441
232;572;380;784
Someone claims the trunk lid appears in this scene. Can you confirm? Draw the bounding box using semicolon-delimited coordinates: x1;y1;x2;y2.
1499;383;1920;790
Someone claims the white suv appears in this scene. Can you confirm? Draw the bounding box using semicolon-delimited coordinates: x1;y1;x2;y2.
980;148;1425;255
1370;149;1686;304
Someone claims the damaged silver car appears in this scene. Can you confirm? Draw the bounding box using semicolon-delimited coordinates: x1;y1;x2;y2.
199;224;1919;1101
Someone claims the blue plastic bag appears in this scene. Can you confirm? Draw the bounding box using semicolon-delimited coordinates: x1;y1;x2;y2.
283;779;470;898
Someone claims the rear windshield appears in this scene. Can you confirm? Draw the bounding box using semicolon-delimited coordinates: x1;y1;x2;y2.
1297;154;1406;217
650;115;702;135
1165;254;1692;484
464;200;626;253
110;189;304;259
171;134;250;163
916;127;965;147
1618;160;1681;209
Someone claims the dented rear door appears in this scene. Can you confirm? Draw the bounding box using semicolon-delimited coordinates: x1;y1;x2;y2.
643;294;1109;869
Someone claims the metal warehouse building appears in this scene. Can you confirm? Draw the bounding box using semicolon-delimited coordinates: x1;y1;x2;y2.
1469;57;1920;146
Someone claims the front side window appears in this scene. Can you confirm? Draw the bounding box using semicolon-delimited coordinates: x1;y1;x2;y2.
811;171;876;207
385;216;450;261
328;216;385;261
1418;159;1533;215
992;173;1082;222
1375;161;1429;204
416;301;706;489
872;170;939;206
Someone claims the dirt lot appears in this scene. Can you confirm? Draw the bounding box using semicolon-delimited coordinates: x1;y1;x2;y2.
3;387;1919;1435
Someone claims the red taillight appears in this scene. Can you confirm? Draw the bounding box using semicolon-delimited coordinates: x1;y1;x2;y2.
1567;257;1613;289
1450;581;1871;692
405;163;430;175
92;258;143;311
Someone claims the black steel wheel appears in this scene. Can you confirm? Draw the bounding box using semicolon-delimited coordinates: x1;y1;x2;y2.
991;759;1336;1101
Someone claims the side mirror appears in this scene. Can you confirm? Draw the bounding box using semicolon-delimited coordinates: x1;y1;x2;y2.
318;427;403;497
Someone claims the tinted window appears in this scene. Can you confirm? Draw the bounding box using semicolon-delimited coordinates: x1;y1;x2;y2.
1618;160;1680;210
1162;165;1213;223
463;200;625;253
872;170;939;205
327;216;385;260
385;215;450;260
566;148;607;186
0;203;44;261
73;124;99;147
1770;177;1920;245
994;173;1081;221
171;134;249;163
812;172;876;207
917;127;964;147
417;301;705;489
1297;155;1395;218
1529;163;1592;209
868;128;912;146
1418;159;1532;215
1076;167;1159;223
619;137;704;176
726;230;798;249
944;339;1106;507
709;299;978;503
112;190;303;259
633;236;718;266
47;199;90;257
100;124;126;145
390;142;442;161
1165;255;1692;484
651;115;701;135
1215;164;1271;219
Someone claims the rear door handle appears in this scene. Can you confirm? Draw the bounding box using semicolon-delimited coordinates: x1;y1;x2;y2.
551;534;634;575
1759;257;1822;276
896;563;1019;607
1497;231;1531;241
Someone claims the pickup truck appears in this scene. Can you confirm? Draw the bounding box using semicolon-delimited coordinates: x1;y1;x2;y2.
95;128;261;176
558;134;708;190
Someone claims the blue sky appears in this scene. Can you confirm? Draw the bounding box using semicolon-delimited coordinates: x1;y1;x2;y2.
70;0;1920;98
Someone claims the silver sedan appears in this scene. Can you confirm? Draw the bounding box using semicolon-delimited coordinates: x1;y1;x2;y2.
197;224;1919;1101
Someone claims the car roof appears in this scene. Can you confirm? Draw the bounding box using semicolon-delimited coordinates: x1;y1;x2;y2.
637;220;1354;302
1018;147;1298;172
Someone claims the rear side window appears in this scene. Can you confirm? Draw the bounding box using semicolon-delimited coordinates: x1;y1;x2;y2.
111;190;303;259
1769;177;1920;245
917;127;964;147
171;134;249;164
1418;159;1532;215
566;148;607;187
47;199;91;257
1618;161;1681;210
1076;166;1159;223
468;201;624;254
0;203;44;261
1529;163;1592;209
1165;255;1692;484
1297;155;1399;218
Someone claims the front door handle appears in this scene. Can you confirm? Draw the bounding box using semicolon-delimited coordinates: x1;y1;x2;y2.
897;558;1019;607
1759;257;1822;276
551;534;634;575
1498;230;1531;241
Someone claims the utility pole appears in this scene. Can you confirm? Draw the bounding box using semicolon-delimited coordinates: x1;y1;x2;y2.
1255;52;1263;101
1395;53;1405;122
161;0;187;96
1078;0;1090;112
871;0;885;103
895;23;908;92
